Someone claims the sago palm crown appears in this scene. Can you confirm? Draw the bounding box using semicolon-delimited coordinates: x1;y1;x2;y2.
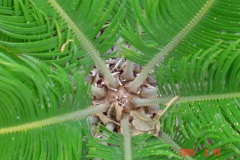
0;0;240;160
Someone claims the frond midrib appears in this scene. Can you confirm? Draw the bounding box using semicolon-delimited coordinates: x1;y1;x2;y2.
132;92;240;106
0;103;108;135
178;92;240;103
121;113;132;160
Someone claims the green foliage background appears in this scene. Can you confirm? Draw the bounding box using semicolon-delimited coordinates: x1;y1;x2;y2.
0;0;239;159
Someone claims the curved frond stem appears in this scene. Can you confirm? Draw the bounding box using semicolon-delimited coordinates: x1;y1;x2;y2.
127;0;215;93
47;0;119;88
121;60;135;81
140;87;158;98
0;103;109;135
120;113;132;160
179;92;240;103
91;85;107;99
159;131;194;160
132;92;240;107
159;96;179;118
61;39;74;52
111;58;124;71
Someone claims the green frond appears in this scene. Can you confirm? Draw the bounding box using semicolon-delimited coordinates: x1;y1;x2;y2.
122;0;240;66
159;131;193;160
0;1;240;159
47;0;121;87
132;133;181;159
154;41;240;158
87;125;180;160
125;0;226;92
87;125;124;160
155;41;240;97
109;0;143;28
0;52;106;159
0;0;126;74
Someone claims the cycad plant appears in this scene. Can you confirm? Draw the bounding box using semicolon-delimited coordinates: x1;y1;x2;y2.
0;0;240;159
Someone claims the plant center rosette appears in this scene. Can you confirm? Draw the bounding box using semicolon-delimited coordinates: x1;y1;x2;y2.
89;58;163;137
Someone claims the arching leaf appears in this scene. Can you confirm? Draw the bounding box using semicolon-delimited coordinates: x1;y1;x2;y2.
122;0;240;66
155;41;240;158
0;0;126;73
0;53;109;159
